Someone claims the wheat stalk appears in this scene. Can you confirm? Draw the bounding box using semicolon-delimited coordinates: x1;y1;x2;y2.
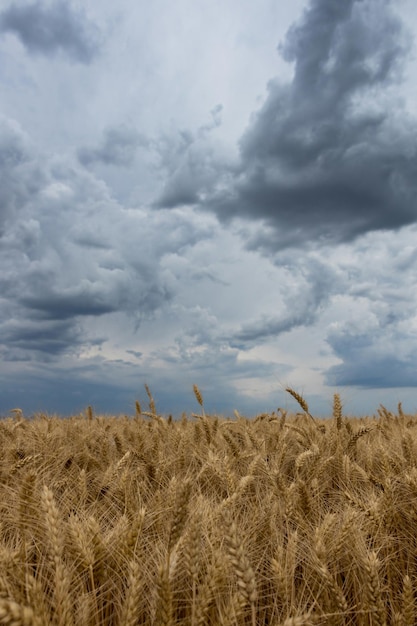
41;486;73;626
333;393;343;430
24;574;50;626
271;546;289;618
220;592;246;626
222;510;257;626
401;575;414;626
168;480;192;555
155;564;173;626
122;508;146;560
312;528;348;615
285;388;318;426
144;384;157;415
120;559;142;626
67;513;95;571
41;485;63;563
194;552;225;626
193;384;204;409
346;427;373;454
86;515;107;586
363;551;386;626
183;511;202;624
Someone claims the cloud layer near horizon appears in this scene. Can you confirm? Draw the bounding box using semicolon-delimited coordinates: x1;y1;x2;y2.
1;0;417;417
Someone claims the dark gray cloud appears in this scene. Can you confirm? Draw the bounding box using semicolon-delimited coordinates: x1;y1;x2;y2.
78;125;148;168
0;318;85;356
0;1;101;63
327;355;417;388
20;288;118;320
325;329;417;388
232;308;318;347
158;0;417;251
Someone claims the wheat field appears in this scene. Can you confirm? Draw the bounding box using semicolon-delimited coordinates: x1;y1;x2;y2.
0;388;416;625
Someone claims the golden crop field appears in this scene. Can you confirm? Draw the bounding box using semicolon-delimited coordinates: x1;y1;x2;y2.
0;387;416;626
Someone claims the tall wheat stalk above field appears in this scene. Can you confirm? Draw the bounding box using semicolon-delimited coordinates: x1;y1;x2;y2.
285;388;318;427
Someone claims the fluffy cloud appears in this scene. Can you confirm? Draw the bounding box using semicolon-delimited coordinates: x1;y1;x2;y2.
0;117;44;234
0;115;217;365
320;228;417;388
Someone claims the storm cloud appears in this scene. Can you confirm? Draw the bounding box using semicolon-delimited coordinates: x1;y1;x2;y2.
0;1;101;63
158;0;417;251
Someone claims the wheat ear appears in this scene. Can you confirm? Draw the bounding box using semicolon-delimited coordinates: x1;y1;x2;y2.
333;393;343;430
194;552;225;626
222;511;257;626
86;515;107;585
120;559;142;626
312;528;348;615
285;388;318;426
193;384;204;410
24;573;50;626
271;545;289;618
144;384;156;415
155;564;173;626
401;575;414;626
41;486;73;626
122;508;146;560
168;480;192;556
183;511;202;624
363;551;386;626
221;592;246;626
68;513;95;571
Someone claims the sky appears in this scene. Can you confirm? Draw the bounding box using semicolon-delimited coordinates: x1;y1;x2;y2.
1;0;417;418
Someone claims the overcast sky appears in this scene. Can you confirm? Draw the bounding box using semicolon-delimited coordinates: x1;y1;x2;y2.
1;0;417;418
